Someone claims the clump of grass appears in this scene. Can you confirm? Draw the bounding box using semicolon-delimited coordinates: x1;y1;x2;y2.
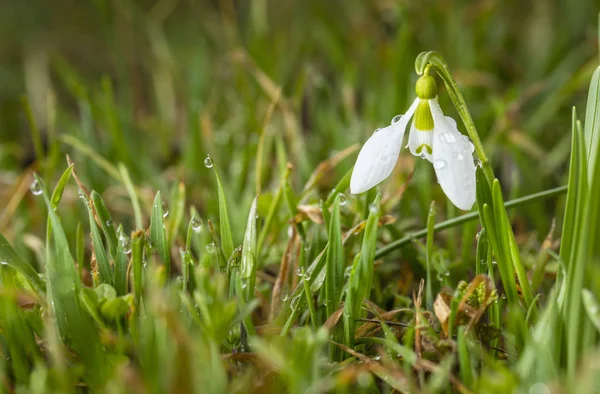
1;3;600;393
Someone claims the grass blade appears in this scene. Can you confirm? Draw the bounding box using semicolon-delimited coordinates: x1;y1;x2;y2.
150;191;171;277
241;196;258;301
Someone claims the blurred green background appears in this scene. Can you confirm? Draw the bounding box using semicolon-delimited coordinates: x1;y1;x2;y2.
0;0;598;238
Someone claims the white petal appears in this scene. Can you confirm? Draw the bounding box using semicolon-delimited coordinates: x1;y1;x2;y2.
350;99;418;194
407;121;434;162
429;100;476;210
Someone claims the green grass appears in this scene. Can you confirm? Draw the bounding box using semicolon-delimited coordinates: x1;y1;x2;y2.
1;1;600;392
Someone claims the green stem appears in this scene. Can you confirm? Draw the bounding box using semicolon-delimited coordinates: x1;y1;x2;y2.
415;51;495;185
375;185;567;258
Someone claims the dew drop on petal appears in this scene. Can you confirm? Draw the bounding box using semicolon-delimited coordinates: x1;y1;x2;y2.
280;292;289;302
453;152;465;161
205;242;215;254
339;193;347;206
433;160;447;169
368;203;379;214
161;201;169;217
296;267;304;277
204;155;214;168
191;216;203;232
391;115;402;124
439;133;456;144
463;136;475;153
373;128;382;134
30;179;43;196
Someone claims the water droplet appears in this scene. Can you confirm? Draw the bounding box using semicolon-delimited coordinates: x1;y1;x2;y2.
290;295;301;311
161;201;169;217
444;271;450;276
241;282;247;289
191;216;203;232
373;128;382;134
296;267;304;277
280;292;289;302
255;213;259;220
339;193;347;206
462;136;475;153
0;261;7;265
453;152;464;161
369;203;379;214
30;179;43;196
473;157;482;167
78;189;86;200
381;155;389;162
529;382;550;394
204;155;213;168
287;226;294;238
433;160;447;169
121;237;132;254
391;115;402;124
501;294;507;300
322;299;329;306
105;219;113;227
205;242;215;254
146;237;155;251
303;272;311;281
439;132;456;144
492;260;497;265
591;306;599;314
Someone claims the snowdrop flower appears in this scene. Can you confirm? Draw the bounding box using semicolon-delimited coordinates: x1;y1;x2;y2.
350;73;477;210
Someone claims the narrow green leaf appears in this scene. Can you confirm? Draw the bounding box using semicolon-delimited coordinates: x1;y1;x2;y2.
584;66;600;178
212;162;234;258
325;195;344;318
35;174;108;386
87;202;113;284
114;225;129;296
241;196;258;301
0;234;45;294
343;194;380;348
425;201;435;311
131;230;145;310
119;163;143;230
582;289;600;333
91;191;118;256
458;326;474;388
150;191;171;277
257;186;283;257
168;182;186;244
325;168;352;207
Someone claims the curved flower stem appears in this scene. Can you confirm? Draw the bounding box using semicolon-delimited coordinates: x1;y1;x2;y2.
415;51;495;185
375;184;568;258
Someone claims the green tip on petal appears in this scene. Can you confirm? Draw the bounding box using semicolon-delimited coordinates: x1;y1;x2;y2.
415;74;437;99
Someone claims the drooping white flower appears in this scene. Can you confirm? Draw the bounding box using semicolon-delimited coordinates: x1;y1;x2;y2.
350;74;477;210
